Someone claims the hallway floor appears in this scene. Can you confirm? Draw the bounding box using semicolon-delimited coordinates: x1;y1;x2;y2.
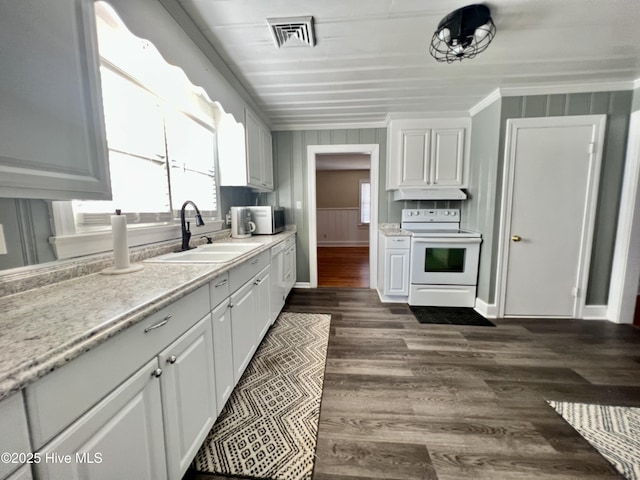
317;246;369;288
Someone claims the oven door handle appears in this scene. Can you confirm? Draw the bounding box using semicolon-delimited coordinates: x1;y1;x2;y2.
412;237;481;244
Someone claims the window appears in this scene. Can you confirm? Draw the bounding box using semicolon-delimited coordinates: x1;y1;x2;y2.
50;2;222;259
359;179;371;225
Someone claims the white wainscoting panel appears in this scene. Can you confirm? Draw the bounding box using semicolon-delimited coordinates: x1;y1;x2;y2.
317;208;369;246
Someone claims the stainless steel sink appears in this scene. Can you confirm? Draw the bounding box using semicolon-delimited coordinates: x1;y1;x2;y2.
146;242;263;263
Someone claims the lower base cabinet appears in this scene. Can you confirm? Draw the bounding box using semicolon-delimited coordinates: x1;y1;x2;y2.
35;358;167;480
160;314;217;480
211;299;234;414
230;279;257;383
254;266;271;341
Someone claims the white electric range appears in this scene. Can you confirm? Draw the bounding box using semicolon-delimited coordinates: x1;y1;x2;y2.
401;209;482;307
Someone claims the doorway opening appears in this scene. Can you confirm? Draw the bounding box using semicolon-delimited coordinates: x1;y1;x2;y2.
315;153;371;287
306;144;379;289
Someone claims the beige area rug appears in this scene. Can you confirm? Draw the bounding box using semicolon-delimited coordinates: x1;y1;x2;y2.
548;401;640;480
193;312;331;480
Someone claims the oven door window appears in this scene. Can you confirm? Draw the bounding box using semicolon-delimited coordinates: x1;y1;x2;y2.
424;248;465;273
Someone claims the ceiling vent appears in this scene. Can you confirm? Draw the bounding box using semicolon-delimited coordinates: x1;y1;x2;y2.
267;16;315;48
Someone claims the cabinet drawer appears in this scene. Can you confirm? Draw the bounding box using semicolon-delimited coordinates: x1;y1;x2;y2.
0;392;30;480
26;285;209;450
385;236;410;249
209;272;230;309
229;250;269;293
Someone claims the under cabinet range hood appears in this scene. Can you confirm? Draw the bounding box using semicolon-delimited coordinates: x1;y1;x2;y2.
393;188;467;201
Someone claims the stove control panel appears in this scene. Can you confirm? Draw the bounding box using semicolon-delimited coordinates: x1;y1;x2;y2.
401;209;459;222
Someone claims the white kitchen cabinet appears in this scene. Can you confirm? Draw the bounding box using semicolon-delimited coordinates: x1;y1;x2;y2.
386;118;470;190
230;279;257;383
159;314;217;480
378;233;411;299
219;108;273;191
0;393;31;480
0;0;111;200
283;238;297;294
270;242;286;324
35;358;167;480
211;299;234;414
254;266;272;342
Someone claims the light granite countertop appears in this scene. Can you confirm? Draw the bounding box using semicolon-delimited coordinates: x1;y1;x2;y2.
0;230;295;401
379;223;412;237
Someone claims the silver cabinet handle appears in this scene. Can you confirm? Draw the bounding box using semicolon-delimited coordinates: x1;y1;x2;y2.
229;303;235;309
152;368;163;378
144;314;172;333
167;355;177;364
251;259;259;264
254;277;263;285
215;279;228;288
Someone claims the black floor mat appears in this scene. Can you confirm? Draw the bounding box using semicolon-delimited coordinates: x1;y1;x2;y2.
410;306;496;326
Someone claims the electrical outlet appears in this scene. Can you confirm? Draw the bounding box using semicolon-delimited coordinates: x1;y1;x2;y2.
296;201;302;210
0;224;7;255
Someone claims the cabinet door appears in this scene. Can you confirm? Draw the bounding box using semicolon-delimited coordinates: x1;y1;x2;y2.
159;314;217;480
245;108;263;188
260;126;274;190
399;129;431;187
35;359;167;480
431;128;465;186
0;392;30;480
230;280;257;383
270;249;285;324
284;245;297;293
384;249;410;296
211;299;234;414
0;0;110;200
254;266;272;342
5;465;32;480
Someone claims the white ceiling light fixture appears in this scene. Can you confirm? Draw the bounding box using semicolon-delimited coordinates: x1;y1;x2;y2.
429;4;496;63
267;16;315;48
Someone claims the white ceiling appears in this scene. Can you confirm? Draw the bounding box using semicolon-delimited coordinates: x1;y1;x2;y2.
175;0;640;129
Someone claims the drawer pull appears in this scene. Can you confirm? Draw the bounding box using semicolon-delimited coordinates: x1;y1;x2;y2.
152;368;163;378
254;278;263;286
251;259;259;265
167;355;177;364
215;279;228;288
144;315;172;333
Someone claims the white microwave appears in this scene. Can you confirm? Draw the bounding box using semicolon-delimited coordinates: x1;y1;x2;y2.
247;206;285;235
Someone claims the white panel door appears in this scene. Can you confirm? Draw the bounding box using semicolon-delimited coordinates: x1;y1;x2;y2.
502;115;605;317
384;249;409;296
159;314;217;480
254;266;272;342
400;130;430;186
431;128;465;186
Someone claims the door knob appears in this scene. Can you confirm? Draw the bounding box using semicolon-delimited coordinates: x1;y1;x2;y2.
511;235;521;242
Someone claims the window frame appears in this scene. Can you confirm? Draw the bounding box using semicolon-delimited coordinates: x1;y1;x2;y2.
359;178;371;226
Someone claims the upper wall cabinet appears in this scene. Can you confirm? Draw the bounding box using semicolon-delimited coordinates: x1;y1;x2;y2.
218;108;273;192
0;0;111;200
386;118;471;190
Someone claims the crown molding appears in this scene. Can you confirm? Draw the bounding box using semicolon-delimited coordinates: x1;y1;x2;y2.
469;89;501;117
272;121;388;131
384;111;470;126
499;81;635;97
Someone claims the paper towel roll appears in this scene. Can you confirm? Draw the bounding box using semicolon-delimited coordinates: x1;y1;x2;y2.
111;214;130;270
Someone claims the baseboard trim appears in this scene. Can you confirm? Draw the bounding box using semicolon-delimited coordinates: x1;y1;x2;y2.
317;242;369;247
376;289;409;304
294;282;311;289
582;305;608;320
475;298;498;318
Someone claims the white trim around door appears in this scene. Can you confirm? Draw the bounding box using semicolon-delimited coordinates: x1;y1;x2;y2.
495;115;606;319
306;144;380;289
608;110;640;324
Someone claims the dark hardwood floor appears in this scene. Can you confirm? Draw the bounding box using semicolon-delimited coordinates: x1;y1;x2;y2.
189;288;640;480
317;247;369;288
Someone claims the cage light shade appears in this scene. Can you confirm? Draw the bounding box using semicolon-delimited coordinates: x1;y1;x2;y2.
429;4;496;63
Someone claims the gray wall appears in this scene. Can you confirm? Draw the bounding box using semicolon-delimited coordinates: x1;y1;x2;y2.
466;91;631;305
461;98;502;303
272;128;462;283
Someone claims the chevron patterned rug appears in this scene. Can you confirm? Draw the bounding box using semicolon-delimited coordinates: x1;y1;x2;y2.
193;312;331;480
548;401;640;480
